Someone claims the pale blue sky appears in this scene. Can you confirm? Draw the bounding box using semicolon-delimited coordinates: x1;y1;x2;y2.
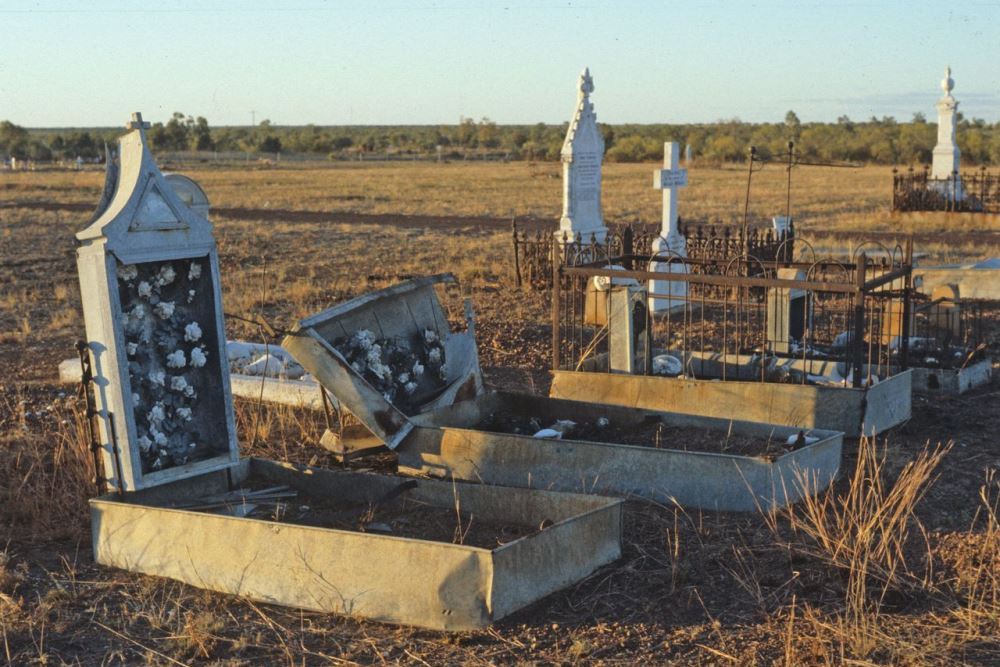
2;1;999;128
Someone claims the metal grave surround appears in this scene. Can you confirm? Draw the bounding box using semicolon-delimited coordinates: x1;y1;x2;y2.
285;277;845;512
81;116;622;631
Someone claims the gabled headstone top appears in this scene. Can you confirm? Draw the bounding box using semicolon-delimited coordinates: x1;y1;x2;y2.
76;112;238;492
559;67;607;241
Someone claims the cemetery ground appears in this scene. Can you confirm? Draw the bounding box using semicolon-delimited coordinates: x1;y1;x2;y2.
1;161;999;664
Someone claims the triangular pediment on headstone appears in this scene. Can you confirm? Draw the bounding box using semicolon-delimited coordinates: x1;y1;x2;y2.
129;178;187;231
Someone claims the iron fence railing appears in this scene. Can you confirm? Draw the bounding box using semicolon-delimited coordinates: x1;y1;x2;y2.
551;242;915;388
892;165;1000;213
512;220;794;290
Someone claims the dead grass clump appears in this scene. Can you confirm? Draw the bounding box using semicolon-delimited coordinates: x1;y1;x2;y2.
766;437;952;661
0;388;95;542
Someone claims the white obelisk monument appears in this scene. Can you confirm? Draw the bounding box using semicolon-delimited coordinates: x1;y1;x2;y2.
649;141;689;312
558;67;608;245
931;66;963;200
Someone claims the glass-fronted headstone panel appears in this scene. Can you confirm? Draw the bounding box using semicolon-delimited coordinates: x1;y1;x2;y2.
116;256;228;473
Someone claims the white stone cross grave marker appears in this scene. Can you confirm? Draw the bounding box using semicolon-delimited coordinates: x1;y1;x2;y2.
649;141;689;313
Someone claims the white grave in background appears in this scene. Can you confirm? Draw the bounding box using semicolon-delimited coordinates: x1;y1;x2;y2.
649;141;689;312
76;112;238;491
931;66;963;199
558;67;608;244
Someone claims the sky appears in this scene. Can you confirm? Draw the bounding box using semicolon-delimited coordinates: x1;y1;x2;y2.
2;0;999;128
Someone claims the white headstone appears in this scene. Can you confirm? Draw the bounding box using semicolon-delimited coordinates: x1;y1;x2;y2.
931;66;963;199
558;67;608;244
772;216;792;235
649;142;689;313
76;112;239;492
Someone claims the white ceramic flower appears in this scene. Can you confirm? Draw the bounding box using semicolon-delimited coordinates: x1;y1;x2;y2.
404;381;418;395
351;329;375;350
397;372;410;384
424;329;438;344
154;301;175;320
176;407;193;421
412;361;424;377
184;322;202;342
188;263;201;280
190;347;207;368
428;348;442;364
149;370;166;387
365;344;382;366
126;342;138;356
188;442;197;449
166;350;186;368
151;402;166;421
170;376;188;392
137;435;152;452
152;429;168;447
131;304;146;321
132;392;140;406
156;265;176;286
117;264;138;282
187;289;196;303
439;364;448;380
183;385;196;398
137;281;153;298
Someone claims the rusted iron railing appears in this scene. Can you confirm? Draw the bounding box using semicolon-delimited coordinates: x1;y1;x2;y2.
552;240;914;389
892;165;1000;213
513;219;794;290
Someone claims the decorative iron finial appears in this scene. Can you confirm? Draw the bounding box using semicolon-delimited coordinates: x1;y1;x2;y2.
126;112;151;132
941;66;954;96
579;67;594;97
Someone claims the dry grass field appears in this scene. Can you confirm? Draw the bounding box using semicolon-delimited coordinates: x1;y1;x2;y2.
1;161;999;665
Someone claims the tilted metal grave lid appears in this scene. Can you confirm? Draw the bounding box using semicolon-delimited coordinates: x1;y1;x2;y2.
281;274;484;449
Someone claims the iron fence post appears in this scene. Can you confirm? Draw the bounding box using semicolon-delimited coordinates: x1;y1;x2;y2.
852;252;867;388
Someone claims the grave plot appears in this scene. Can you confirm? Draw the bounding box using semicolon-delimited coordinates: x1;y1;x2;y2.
282;275;844;513
79;114;622;631
906;285;992;393
547;246;914;437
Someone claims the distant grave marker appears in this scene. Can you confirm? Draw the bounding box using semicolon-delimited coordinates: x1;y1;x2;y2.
649;141;689;312
558;67;608;244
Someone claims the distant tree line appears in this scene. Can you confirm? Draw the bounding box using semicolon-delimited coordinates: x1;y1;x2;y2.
4;110;1000;165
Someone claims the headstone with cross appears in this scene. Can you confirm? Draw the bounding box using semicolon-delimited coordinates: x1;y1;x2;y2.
557;67;608;245
75;111;239;492
649;141;689;313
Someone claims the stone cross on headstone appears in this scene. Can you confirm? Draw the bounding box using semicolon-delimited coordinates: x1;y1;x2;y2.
126;112;151;132
931;66;963;199
649;142;689;313
558;67;608;245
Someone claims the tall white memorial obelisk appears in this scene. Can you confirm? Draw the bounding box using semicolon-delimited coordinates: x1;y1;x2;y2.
931;66;963;200
558;68;608;245
649;141;689;313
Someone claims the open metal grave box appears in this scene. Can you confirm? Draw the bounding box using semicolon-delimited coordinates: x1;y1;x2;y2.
79;116;622;631
548;253;916;437
283;275;845;513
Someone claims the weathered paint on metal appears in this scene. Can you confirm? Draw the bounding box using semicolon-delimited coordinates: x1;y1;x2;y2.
91;458;622;631
282;274;483;450
908;359;992;394
549;367;912;437
398;392;844;512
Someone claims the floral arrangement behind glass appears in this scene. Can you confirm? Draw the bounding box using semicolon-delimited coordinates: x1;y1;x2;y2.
117;258;218;473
